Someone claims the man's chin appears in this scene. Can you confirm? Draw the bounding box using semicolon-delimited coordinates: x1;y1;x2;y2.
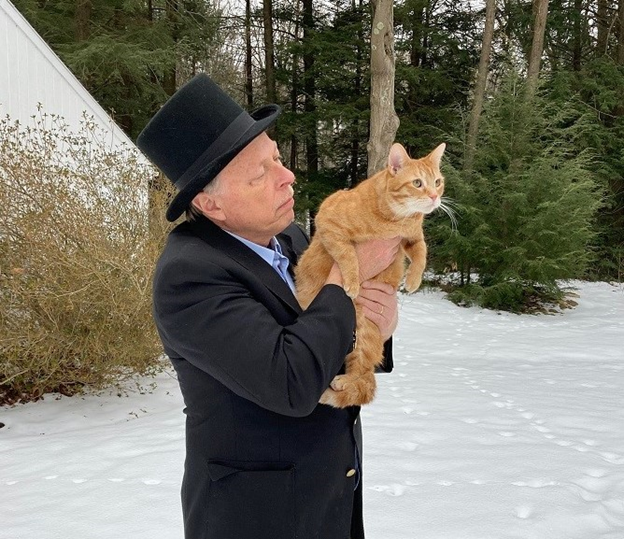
277;212;295;234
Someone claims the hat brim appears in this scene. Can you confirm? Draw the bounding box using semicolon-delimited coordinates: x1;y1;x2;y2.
165;104;281;222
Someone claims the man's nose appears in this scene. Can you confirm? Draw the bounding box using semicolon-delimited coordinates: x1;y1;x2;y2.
279;164;296;186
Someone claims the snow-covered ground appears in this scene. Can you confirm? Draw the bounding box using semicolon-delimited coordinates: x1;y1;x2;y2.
2;281;623;539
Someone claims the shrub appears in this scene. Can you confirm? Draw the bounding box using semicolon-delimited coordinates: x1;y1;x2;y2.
0;112;174;404
427;73;603;312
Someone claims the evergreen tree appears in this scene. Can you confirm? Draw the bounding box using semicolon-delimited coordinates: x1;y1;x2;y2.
276;0;373;217
393;0;481;155
12;0;223;139
430;73;603;311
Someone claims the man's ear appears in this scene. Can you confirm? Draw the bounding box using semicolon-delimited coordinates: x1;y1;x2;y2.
192;191;226;222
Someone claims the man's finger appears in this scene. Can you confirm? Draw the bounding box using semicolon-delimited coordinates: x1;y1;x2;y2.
360;280;396;294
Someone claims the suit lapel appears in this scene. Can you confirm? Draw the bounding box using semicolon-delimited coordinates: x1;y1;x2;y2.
189;216;302;314
277;222;310;281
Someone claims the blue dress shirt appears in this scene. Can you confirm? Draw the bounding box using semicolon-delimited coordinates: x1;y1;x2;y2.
224;230;296;292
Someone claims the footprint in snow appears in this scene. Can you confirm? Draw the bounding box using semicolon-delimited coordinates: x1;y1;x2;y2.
397;441;418;452
555;440;574;447
573;475;611;493
515;506;533;519
369;483;405;496
584;468;607;478
599;452;624;464
512;479;557;488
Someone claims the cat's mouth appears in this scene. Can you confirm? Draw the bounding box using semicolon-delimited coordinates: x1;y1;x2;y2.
410;199;440;215
424;198;442;213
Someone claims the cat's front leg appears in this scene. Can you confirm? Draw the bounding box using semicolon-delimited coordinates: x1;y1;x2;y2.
319;233;360;298
403;239;427;292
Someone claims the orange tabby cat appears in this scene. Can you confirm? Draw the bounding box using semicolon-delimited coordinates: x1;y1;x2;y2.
295;142;446;408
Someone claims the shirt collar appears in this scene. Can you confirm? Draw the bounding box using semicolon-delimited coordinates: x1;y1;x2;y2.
224;230;283;268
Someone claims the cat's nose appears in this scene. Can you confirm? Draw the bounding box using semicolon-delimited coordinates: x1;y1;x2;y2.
429;194;438;202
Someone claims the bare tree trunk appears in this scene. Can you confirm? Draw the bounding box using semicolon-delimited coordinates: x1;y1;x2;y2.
464;0;496;172
290;10;300;173
164;0;179;96
245;0;254;108
263;0;276;103
526;0;549;98
303;0;319;234
350;0;364;186
368;0;399;177
409;0;424;69
597;0;608;55
618;0;624;64
572;0;582;71
75;0;91;41
406;0;425;135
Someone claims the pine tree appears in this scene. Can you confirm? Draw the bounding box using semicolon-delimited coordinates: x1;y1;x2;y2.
432;73;603;311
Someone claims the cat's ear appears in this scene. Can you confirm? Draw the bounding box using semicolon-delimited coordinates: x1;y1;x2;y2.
428;143;446;168
388;143;410;176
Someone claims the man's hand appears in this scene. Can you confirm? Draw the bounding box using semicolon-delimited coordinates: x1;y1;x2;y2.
356;280;398;341
324;236;402;290
356;236;402;282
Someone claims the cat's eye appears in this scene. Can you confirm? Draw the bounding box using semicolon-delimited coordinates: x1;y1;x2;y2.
413;179;423;188
435;178;442;187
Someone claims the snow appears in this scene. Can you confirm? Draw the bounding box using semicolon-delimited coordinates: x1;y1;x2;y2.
2;281;624;539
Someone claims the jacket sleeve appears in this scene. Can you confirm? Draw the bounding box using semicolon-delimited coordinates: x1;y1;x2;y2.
153;246;356;418
377;338;394;373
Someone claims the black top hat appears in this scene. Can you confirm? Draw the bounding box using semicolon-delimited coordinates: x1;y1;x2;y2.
136;74;281;222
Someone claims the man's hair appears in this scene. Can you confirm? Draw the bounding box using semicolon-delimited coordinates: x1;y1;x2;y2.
185;176;222;222
186;203;203;222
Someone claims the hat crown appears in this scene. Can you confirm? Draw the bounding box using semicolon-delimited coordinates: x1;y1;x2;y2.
135;73;280;221
137;75;247;182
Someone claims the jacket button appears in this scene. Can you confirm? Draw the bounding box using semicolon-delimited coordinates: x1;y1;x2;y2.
346;469;356;478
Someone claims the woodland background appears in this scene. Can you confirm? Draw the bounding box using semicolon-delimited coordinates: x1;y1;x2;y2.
2;0;624;401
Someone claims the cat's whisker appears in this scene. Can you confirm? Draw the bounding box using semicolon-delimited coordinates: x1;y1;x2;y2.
440;196;460;209
438;202;459;232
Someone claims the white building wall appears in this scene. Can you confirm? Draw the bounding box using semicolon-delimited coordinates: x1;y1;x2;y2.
0;0;135;149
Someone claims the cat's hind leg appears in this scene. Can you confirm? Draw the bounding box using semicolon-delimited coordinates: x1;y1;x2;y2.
319;314;384;408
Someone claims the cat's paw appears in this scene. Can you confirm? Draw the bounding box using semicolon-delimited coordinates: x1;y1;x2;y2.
343;280;360;299
330;374;348;392
319;387;341;407
319;374;376;408
404;272;422;293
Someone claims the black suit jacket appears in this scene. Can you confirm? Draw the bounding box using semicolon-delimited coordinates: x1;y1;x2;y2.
153;215;392;539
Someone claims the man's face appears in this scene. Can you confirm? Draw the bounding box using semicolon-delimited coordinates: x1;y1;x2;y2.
195;133;296;246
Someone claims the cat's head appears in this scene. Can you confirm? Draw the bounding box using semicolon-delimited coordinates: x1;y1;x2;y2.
381;142;446;218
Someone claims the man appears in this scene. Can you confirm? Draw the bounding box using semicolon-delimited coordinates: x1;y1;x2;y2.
137;74;400;539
